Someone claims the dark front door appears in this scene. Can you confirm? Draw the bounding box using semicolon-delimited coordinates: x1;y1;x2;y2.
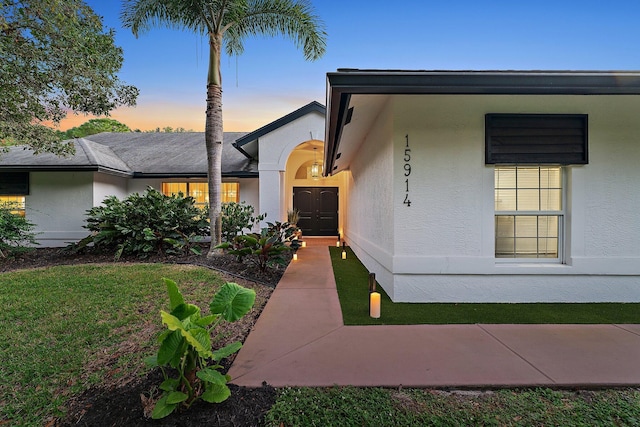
293;187;338;236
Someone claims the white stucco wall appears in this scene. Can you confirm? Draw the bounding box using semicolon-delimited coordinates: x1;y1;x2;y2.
258;111;325;225
347;94;640;302
93;172;129;205
28;171;94;246
345;98;396;298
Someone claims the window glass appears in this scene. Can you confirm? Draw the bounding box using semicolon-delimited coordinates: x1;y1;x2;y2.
161;182;239;206
495;166;563;260
0;196;26;217
221;183;239;203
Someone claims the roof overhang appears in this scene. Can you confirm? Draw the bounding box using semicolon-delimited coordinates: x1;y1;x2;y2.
324;70;640;175
234;101;326;160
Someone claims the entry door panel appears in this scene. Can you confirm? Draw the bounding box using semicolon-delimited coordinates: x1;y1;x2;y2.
293;187;338;236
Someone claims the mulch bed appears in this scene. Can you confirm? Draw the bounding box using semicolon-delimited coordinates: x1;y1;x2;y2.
1;245;288;426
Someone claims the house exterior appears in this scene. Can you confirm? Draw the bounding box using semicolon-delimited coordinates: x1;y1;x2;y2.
324;70;640;303
0;101;347;247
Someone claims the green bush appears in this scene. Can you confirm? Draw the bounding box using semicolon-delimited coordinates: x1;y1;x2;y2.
221;201;265;243
216;221;295;272
75;187;209;259
0;204;38;257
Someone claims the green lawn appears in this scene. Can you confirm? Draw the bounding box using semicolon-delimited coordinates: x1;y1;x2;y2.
4;261;640;427
0;264;225;427
266;386;640;426
330;246;640;325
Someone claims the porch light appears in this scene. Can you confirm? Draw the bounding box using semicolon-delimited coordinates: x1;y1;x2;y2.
310;147;320;179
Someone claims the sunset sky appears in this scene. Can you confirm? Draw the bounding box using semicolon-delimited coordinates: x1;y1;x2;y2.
65;0;640;132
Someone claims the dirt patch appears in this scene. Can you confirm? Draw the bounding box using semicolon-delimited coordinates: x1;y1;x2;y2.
1;245;285;426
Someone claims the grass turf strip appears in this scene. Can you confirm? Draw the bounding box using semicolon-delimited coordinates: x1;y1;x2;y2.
330;246;640;325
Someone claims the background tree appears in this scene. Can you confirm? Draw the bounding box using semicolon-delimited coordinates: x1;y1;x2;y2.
121;0;326;258
60;118;132;139
0;0;139;155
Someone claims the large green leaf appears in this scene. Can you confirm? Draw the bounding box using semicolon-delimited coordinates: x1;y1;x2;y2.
212;341;242;362
171;303;200;321
157;330;184;365
196;367;227;385
201;384;231;403
164;278;184;310
195;314;219;327
152;394;178;419
179;328;213;359
166;391;188;404
161;311;185;331
210;282;256;322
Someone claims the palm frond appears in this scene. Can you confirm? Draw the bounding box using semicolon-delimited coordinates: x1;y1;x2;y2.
224;0;326;60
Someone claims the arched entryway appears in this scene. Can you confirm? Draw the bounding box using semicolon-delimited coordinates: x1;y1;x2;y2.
284;140;346;237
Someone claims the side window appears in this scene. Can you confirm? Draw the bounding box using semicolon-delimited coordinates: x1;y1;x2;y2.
495;166;564;261
0;196;26;217
221;183;239;203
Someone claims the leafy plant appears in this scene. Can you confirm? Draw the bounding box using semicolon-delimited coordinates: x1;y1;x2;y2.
0;204;38;258
287;208;300;225
74;187;209;259
221;201;265;243
145;278;256;419
216;221;295;272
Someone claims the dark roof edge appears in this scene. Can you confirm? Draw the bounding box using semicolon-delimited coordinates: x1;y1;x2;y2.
326;70;640;95
324;70;640;174
130;172;259;179
234;101;326;151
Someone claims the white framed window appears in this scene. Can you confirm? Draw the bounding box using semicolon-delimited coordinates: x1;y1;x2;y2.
494;166;564;262
161;182;239;208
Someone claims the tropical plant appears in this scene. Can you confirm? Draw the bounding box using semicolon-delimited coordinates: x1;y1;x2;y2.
221;201;265;243
287;208;300;225
1;0;138;155
0;204;38;258
145;278;256;419
121;0;326;257
75;187;209;259
216;221;295;272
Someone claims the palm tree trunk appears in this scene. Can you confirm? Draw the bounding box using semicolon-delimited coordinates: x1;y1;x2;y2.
206;33;224;258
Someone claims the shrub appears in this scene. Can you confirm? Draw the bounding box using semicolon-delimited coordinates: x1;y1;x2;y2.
216;221;296;272
75;187;209;259
145;278;256;419
0;204;38;258
221;201;265;243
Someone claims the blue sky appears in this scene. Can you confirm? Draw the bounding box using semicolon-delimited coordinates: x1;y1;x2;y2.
70;0;640;131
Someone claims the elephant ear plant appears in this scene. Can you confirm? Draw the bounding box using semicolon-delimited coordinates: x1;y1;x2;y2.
145;278;256;419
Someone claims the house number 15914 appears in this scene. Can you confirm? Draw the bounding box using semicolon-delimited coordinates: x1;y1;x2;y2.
403;134;411;207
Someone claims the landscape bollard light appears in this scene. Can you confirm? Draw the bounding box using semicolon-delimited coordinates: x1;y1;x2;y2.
368;272;380;318
341;241;347;259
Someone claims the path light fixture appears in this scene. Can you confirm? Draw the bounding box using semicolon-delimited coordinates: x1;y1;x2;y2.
336;233;341;247
341;241;347;260
310;147;320;179
369;272;381;318
301;241;306;248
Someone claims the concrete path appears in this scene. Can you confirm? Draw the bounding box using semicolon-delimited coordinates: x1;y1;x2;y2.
229;238;640;388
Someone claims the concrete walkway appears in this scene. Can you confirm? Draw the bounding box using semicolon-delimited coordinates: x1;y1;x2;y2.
229;238;640;388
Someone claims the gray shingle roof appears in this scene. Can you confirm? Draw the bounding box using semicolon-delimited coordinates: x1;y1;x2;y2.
0;132;257;178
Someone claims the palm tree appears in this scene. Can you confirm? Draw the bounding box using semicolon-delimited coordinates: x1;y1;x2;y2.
121;0;326;257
